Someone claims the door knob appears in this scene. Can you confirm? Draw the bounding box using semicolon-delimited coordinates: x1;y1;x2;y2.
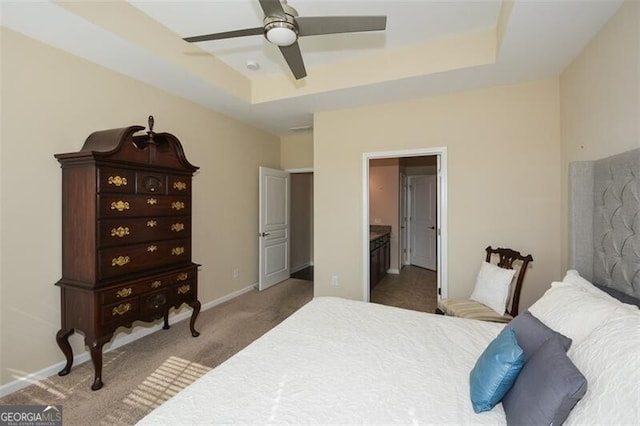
429;226;435;230
260;232;270;237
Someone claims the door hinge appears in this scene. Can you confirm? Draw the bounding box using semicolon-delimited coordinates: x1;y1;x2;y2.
438;288;441;295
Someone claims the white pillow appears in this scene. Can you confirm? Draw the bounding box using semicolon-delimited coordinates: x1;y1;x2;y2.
565;312;640;425
562;270;639;312
469;261;516;315
528;282;630;347
562;269;618;301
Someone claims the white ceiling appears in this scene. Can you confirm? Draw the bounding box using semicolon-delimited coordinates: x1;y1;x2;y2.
131;0;502;77
0;0;623;136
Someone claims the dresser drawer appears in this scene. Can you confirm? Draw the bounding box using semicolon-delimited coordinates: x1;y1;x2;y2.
137;172;167;195
140;289;171;319
102;283;144;305
168;175;191;195
138;268;196;292
98;216;191;247
173;281;197;306
98;239;191;280
100;267;197;303
102;298;139;325
98;194;190;218
98;168;136;194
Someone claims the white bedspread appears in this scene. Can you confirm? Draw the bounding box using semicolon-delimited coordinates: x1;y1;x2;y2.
138;297;506;425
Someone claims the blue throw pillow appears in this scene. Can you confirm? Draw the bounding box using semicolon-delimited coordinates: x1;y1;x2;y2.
470;328;525;413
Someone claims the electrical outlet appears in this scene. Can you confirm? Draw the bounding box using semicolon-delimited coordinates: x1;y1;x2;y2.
232;268;239;279
331;275;339;287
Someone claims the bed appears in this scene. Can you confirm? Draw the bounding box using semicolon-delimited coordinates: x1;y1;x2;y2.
138;148;639;425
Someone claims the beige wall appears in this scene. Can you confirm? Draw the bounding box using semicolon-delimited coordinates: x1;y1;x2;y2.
280;132;313;170
369;158;400;272
561;0;639;162
559;0;639;271
314;78;562;310
0;28;279;386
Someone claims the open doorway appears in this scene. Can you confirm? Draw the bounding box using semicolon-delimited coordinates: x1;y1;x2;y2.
289;171;314;282
363;149;447;313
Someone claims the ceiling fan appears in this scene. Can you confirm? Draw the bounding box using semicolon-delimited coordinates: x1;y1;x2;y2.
183;0;387;80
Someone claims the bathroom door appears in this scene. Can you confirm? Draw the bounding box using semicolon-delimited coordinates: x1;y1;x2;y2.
410;175;437;270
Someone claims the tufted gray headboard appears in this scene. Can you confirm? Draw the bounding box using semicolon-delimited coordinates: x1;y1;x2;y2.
569;148;640;302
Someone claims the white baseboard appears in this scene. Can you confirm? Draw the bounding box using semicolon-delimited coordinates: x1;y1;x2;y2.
0;283;256;398
387;268;400;274
290;262;312;274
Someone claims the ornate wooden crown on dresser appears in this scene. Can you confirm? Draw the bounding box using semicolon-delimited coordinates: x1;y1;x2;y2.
54;117;201;391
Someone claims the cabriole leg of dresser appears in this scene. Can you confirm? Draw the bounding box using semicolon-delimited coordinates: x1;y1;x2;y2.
188;300;201;337
163;311;170;330
56;328;75;376
87;337;108;391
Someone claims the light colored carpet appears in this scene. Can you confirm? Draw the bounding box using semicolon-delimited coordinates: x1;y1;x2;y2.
0;278;313;426
0;268;436;426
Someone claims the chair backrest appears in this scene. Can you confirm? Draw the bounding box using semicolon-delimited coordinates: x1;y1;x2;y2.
485;246;533;317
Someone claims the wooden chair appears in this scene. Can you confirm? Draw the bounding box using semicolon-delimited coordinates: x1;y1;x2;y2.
436;246;533;323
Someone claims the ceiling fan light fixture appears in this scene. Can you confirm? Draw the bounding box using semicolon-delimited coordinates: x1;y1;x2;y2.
183;1;387;80
265;22;298;46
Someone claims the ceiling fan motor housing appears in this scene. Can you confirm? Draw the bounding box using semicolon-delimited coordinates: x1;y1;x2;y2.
263;3;299;46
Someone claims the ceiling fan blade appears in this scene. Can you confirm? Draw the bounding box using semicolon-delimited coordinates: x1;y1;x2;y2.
297;16;387;37
184;27;264;43
279;42;307;80
259;0;286;17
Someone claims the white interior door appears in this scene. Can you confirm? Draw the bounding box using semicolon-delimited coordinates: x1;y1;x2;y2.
259;167;290;291
424;174;437;270
400;174;409;266
410;175;437;270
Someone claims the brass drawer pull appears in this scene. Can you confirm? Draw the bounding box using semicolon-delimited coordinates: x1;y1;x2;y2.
151;280;162;289
173;181;187;191
171;222;185;232
147;220;157;227
177;284;190;295
111;256;130;267
116;287;132;298
147;245;158;253
171;247;185;256
110;201;130;212
108;176;128;187
110;226;130;238
171;201;185;211
177;273;188;281
147;198;158;205
112;303;131;316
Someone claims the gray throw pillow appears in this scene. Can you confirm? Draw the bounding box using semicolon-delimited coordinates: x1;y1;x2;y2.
501;311;572;361
502;336;587;426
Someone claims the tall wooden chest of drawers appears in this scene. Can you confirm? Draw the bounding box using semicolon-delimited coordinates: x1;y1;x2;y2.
54;118;201;390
